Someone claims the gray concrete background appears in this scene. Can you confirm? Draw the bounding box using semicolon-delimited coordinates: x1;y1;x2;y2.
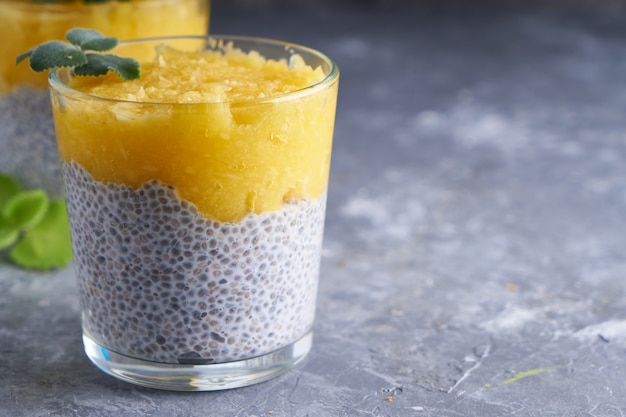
216;0;626;12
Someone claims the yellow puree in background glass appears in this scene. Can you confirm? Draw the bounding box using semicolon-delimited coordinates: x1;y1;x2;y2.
54;46;337;223
0;0;210;94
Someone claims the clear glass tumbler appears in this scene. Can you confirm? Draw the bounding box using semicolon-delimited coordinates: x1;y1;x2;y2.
0;0;211;197
49;35;339;391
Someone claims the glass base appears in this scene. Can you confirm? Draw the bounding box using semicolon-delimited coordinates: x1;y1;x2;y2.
82;331;313;391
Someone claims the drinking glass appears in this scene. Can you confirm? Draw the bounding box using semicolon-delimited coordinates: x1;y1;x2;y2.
49;35;339;390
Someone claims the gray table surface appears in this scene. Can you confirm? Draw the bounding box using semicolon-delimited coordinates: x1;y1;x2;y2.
2;6;626;417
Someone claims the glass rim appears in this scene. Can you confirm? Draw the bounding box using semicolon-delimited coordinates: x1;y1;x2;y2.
49;34;340;106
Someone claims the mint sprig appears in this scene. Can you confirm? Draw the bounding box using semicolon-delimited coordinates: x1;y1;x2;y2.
0;173;73;270
16;28;140;80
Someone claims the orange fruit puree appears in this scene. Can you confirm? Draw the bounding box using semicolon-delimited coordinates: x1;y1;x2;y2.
53;44;338;223
1;0;210;94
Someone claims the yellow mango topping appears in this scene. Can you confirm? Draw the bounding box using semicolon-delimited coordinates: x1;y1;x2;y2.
1;0;210;94
52;44;338;223
69;44;325;103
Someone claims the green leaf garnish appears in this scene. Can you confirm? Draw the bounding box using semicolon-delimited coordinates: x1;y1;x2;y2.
17;41;87;72
75;53;141;80
0;173;73;270
17;28;140;80
10;200;73;270
0;176;24;251
0;173;22;206
2;190;49;230
66;29;117;51
0;223;20;251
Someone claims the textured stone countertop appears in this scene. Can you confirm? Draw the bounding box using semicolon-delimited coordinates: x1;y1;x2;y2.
2;6;626;416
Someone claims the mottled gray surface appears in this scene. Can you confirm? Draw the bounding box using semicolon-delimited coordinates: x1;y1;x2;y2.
2;7;626;416
0;89;64;198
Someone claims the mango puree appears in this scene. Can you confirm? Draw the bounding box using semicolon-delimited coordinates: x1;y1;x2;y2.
0;0;210;94
52;45;338;223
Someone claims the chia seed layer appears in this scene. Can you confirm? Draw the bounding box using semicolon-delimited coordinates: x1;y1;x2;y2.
0;89;64;197
62;161;326;364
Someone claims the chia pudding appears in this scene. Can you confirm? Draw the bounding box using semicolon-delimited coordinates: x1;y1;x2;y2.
63;161;326;364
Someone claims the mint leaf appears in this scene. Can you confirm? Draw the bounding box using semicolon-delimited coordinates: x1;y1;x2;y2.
0;173;73;270
0;174;22;206
17;27;140;80
0;174;24;251
2;190;49;230
19;41;87;72
75;53;140;80
10;200;73;270
66;28;117;52
0;223;20;250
